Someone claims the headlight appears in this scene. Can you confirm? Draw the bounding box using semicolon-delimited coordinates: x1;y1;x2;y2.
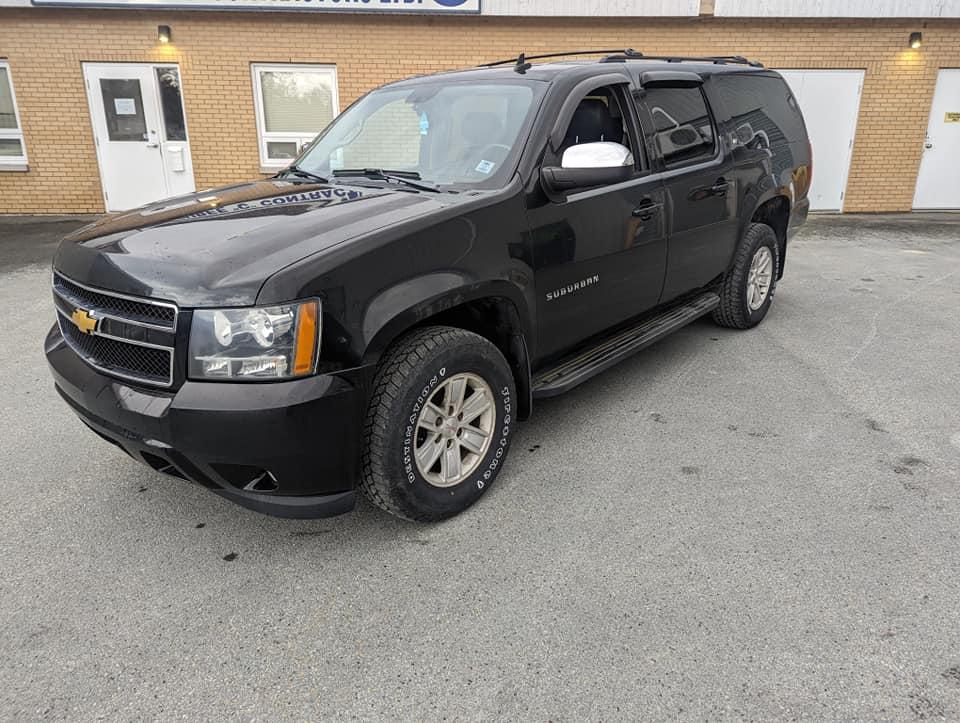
189;300;320;381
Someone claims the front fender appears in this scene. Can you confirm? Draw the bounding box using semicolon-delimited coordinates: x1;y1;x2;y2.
361;277;534;365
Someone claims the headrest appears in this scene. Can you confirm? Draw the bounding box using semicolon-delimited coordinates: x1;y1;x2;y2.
563;98;620;146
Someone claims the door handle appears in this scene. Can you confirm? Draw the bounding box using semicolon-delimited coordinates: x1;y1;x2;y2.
710;178;729;196
632;200;662;220
146;142;159;148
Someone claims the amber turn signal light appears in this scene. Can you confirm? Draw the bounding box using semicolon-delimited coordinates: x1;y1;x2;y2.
293;300;319;376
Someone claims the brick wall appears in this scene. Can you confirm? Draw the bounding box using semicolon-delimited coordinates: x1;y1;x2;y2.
0;9;958;213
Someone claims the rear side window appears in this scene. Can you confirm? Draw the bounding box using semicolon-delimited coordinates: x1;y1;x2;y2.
640;86;716;167
713;74;806;148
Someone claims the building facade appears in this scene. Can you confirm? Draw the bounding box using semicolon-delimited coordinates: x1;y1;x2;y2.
0;0;958;214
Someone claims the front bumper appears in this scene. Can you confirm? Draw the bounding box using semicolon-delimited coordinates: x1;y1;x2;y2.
45;324;369;518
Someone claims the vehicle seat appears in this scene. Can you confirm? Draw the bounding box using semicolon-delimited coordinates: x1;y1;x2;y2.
560;99;622;155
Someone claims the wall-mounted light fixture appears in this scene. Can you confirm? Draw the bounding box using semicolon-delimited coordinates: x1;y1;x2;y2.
909;31;922;49
158;25;172;44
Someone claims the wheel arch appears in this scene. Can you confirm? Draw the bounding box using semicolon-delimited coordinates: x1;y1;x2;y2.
361;279;534;420
746;193;791;279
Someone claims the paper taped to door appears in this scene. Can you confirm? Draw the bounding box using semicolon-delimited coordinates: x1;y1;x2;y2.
114;98;136;115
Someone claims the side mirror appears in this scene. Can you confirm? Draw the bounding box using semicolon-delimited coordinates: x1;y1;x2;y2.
735;123;756;146
541;142;634;194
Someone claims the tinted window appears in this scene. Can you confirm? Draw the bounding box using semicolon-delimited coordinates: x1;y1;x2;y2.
714;74;806;148
641;86;715;166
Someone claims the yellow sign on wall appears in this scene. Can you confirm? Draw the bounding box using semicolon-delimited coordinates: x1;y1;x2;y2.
945;112;960;123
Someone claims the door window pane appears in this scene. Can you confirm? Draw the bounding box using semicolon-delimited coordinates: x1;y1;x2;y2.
99;79;147;142
642;86;715;166
156;67;187;142
0;67;18;130
0;138;24;156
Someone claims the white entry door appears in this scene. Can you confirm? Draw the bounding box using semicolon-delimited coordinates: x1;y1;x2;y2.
778;70;864;212
83;63;195;212
914;69;960;210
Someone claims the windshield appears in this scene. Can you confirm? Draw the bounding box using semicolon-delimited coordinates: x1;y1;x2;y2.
295;81;540;189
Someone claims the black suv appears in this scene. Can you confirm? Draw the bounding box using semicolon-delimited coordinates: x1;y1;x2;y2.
45;50;811;522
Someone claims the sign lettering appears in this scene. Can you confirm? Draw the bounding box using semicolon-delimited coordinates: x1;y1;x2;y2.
31;0;480;12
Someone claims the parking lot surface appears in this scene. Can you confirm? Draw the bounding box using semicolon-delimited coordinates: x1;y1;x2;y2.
1;213;959;719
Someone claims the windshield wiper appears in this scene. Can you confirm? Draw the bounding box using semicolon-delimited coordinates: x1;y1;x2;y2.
277;165;329;184
332;168;440;193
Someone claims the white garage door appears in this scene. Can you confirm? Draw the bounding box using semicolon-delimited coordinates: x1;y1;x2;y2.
777;70;864;212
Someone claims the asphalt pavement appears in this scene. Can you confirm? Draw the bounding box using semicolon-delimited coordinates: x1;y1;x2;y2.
1;213;959;719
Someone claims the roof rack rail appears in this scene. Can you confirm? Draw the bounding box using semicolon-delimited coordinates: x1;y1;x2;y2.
601;52;763;67
478;49;640;74
478;49;764;74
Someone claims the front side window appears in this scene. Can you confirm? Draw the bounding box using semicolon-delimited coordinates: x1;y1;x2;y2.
252;64;339;168
557;85;637;164
0;62;27;167
641;85;716;167
296;80;541;189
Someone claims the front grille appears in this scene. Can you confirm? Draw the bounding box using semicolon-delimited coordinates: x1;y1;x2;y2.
54;273;176;329
53;272;178;387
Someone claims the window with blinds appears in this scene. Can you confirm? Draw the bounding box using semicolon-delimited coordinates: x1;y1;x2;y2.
252;64;339;169
0;63;28;168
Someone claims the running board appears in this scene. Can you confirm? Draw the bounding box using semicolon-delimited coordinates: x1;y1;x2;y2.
532;292;720;398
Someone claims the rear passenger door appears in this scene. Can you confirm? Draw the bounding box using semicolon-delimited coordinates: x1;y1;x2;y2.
634;78;739;303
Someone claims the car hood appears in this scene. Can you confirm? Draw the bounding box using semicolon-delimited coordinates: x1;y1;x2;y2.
53;179;449;307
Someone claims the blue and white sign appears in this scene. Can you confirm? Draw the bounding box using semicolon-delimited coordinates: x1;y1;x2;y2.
30;0;480;12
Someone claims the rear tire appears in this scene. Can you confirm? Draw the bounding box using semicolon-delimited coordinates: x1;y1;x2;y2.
360;326;516;522
713;222;780;329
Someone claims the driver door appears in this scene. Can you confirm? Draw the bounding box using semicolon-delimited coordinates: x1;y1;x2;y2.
526;82;667;361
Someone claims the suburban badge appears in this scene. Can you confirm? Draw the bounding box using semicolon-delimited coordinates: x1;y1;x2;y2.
545;274;600;302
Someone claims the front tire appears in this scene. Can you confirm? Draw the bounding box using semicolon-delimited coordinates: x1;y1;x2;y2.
713;222;780;329
360;326;516;522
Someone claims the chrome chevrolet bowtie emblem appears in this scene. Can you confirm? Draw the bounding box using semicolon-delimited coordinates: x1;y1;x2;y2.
70;307;98;335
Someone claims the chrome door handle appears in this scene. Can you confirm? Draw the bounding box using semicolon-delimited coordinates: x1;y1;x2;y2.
710;179;729;195
632;201;663;220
